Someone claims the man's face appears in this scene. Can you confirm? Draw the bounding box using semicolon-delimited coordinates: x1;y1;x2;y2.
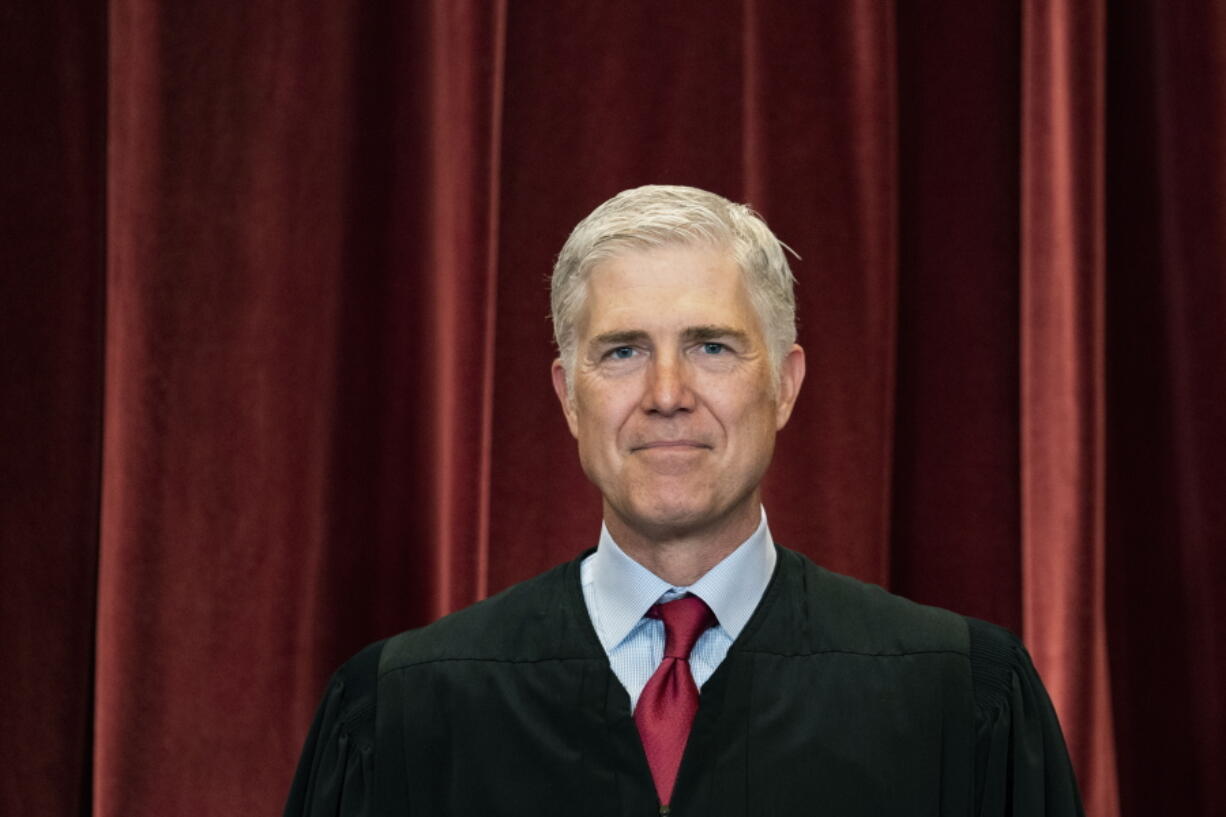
551;243;805;543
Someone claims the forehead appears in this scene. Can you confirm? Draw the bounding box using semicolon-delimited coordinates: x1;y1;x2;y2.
579;244;757;336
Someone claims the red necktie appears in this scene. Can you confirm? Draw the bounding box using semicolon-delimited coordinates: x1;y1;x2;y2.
634;595;717;806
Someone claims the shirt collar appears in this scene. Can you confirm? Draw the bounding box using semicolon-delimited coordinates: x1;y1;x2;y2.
586;508;777;651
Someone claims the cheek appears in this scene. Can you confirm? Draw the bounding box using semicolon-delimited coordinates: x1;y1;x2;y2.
712;382;773;420
719;395;779;448
577;385;637;433
576;402;627;457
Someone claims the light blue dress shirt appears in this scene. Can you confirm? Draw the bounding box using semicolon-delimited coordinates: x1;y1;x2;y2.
579;509;777;711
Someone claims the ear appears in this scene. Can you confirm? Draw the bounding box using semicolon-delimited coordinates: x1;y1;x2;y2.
551;358;580;438
773;344;806;430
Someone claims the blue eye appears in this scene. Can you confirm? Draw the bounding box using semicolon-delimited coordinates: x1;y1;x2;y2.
609;346;635;360
701;342;726;355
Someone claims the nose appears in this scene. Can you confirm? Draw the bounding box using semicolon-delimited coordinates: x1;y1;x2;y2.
641;351;695;416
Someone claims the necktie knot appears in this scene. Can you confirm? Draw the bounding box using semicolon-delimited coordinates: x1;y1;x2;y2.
651;595;716;659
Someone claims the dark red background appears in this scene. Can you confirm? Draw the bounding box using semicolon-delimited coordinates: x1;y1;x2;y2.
3;2;1222;816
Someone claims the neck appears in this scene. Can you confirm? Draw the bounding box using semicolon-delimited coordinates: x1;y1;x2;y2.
604;499;761;586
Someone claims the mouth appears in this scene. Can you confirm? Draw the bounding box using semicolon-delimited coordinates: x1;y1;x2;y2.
631;440;711;452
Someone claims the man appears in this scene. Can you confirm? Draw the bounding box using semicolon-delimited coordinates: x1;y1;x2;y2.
285;186;1083;816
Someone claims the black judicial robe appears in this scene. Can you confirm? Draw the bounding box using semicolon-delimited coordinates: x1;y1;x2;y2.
284;547;1084;816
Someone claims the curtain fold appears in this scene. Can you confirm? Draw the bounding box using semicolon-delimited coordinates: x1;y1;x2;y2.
0;4;106;815
744;1;899;588
1020;4;1118;817
891;0;1025;632
97;2;505;812
100;1;367;811
1103;3;1226;814
2;2;1223;815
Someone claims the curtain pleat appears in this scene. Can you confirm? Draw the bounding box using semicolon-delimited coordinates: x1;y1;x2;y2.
1104;3;1226;814
1020;4;1119;817
2;2;1223;815
99;2;367;812
97;2;505;813
0;4;106;815
744;1;899;588
891;0;1025;631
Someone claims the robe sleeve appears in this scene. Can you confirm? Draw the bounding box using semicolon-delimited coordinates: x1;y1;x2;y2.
968;618;1085;817
283;639;385;817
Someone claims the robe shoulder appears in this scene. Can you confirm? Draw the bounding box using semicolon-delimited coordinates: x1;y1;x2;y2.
765;550;1084;815
966;616;1085;816
752;548;971;656
379;555;600;671
282;556;594;816
282;638;383;817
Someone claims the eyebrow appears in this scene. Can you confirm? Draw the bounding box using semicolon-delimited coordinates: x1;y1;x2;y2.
590;330;650;348
682;325;750;344
588;325;750;349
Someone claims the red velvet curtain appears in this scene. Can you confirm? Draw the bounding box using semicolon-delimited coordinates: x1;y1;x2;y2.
3;2;1223;816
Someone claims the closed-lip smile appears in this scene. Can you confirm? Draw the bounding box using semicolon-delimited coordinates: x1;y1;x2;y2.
632;440;710;451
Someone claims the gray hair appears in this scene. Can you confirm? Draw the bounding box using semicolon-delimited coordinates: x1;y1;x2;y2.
550;184;797;384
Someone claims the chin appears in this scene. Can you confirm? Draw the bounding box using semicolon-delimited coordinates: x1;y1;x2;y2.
622;495;720;535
